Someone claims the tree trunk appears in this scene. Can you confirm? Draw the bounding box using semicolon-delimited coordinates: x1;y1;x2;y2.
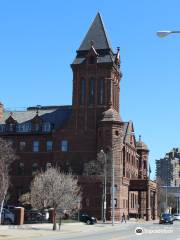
0;198;4;225
53;209;57;230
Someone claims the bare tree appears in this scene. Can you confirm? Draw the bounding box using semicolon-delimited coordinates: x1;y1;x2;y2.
83;151;109;176
30;167;81;230
0;138;16;224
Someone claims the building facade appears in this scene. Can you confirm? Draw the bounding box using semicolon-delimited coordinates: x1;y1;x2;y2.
156;148;180;187
0;13;157;220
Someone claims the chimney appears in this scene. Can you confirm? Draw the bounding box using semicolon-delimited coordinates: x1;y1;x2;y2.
0;102;4;120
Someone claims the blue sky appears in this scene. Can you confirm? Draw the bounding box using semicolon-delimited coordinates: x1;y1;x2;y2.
1;0;180;179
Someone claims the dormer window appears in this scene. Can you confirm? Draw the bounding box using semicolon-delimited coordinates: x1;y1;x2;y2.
42;122;51;132
5;115;17;132
31;114;43;132
0;125;5;132
9;123;14;132
34;123;40;132
16;123;31;132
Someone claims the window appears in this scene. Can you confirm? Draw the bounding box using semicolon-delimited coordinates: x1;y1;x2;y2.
9;123;14;132
88;79;95;105
80;79;86;105
114;184;118;192
46;162;52;169
114;198;117;208
32;163;38;175
46;141;53;152
98;79;104;105
0;125;5;132
60;140;68;152
19;141;26;151
17;162;25;176
42;122;51;132
33;141;39;152
34;123;40;132
85;198;90;207
16;123;31;132
115;130;119;136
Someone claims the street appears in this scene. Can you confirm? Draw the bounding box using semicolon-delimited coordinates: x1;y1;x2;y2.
1;221;180;240
34;221;180;240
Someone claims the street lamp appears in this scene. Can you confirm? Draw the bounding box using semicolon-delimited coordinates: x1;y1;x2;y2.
157;30;180;38
111;148;115;226
100;149;107;223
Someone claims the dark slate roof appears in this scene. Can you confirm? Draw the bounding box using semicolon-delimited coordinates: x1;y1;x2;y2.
136;140;149;151
78;12;112;51
122;121;134;144
0;106;72;129
72;53;115;65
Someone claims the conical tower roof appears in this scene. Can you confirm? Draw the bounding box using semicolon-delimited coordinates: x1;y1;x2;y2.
136;135;149;151
78;12;112;51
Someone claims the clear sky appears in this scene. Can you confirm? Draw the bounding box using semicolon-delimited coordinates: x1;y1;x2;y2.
1;0;180;179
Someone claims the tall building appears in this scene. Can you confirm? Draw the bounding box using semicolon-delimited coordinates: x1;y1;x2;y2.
156;148;180;186
0;13;157;220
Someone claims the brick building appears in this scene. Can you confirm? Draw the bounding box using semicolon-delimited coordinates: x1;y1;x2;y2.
156;148;180;187
0;13;157;220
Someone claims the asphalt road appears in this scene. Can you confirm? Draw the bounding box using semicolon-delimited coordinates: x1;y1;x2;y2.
33;221;180;240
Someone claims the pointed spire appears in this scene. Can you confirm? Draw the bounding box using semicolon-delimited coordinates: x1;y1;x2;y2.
78;12;112;51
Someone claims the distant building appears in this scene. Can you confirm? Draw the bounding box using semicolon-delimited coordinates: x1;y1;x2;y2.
156;148;180;186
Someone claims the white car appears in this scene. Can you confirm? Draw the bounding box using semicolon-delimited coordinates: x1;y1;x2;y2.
173;214;180;221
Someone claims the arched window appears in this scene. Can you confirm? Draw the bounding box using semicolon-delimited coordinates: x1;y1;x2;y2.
80;79;86;105
88;79;94;105
98;79;104;105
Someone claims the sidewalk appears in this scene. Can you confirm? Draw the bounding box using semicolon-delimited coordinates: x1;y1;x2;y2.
0;220;159;240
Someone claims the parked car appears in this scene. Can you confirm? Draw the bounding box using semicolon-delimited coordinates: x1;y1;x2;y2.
1;208;15;224
24;210;44;223
4;205;15;212
173;213;180;221
159;213;173;224
79;213;97;225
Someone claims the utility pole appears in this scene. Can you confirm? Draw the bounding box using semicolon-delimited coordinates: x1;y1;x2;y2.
111;148;115;226
100;150;107;223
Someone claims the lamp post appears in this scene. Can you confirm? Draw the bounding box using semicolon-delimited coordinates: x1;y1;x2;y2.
111;149;115;226
157;30;180;38
100;149;107;223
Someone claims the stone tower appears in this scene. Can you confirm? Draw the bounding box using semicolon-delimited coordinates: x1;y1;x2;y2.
71;13;122;131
